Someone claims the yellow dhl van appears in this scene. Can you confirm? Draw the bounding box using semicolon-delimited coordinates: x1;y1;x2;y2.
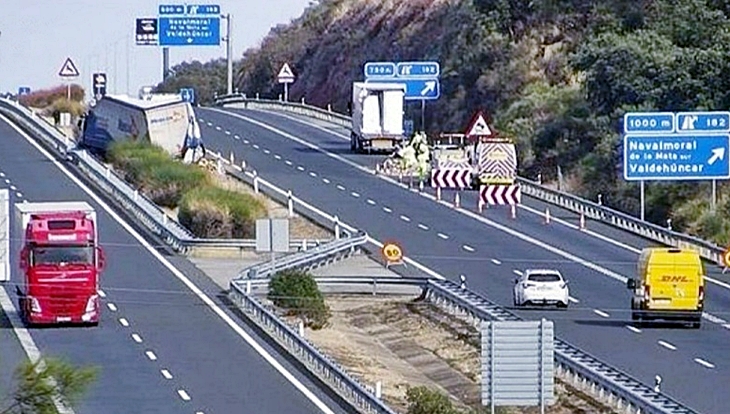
626;247;705;328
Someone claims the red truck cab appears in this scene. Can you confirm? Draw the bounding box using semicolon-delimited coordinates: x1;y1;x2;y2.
16;202;104;326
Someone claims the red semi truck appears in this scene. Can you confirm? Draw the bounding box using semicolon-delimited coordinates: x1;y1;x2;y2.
15;202;105;326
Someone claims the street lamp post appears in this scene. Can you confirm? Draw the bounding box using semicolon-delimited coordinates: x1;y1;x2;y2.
221;13;233;95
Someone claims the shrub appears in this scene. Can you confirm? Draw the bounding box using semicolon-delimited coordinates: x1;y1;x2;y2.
268;269;330;330
45;98;86;118
19;84;84;108
178;185;265;238
107;141;209;208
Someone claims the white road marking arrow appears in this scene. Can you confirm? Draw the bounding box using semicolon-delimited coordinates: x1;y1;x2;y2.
708;147;725;165
420;81;436;96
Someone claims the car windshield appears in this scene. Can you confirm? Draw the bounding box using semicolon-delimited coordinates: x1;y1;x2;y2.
528;273;562;282
30;245;93;266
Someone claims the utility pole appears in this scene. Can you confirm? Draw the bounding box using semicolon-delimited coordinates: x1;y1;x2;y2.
222;13;233;95
162;47;170;82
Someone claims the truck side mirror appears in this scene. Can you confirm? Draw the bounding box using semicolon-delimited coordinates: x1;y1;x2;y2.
19;247;28;270
96;247;106;271
627;279;636;289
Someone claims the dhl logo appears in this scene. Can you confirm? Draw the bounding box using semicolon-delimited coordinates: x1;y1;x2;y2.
660;275;690;283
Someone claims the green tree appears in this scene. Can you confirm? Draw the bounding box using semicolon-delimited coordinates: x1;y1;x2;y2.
268;270;330;330
1;357;98;414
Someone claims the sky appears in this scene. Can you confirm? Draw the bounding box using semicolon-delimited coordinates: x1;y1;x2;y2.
0;0;313;95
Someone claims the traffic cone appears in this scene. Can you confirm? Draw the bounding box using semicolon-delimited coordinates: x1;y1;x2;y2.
544;207;551;224
510;205;516;219
478;198;485;213
579;212;586;230
454;192;460;208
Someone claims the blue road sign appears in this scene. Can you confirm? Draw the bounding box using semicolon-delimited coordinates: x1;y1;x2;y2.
624;112;674;134
367;78;440;100
396;61;440;78
676;111;730;133
159;17;220;46
624;134;730;180
364;62;396;78
180;88;195;103
17;87;31;96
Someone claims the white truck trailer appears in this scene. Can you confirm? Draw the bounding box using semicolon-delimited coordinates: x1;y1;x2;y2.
350;82;406;153
79;94;202;161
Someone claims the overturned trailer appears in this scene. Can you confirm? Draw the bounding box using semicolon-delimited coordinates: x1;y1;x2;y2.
78;94;203;162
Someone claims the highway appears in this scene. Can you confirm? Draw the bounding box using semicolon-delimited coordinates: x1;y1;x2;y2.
199;107;730;414
0;115;349;414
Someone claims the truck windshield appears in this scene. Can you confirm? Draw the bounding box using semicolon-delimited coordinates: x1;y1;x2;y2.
30;245;94;266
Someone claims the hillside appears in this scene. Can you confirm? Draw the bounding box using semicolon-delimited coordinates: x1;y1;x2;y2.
156;0;730;246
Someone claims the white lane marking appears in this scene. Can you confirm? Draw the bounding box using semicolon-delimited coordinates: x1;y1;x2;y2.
658;340;677;351
224;130;231;135
513;270;523;276
694;358;715;369
243;139;250;144
297;166;305;171
400;215;411;222
16;192;22;198
177;389;191;401
119;318;129;327
723;324;730;330
593;309;610;318
234;135;240;140
4;179;9;184
1;112;340;414
145;351;157;361
491;259;502;265
10;185;16;190
285;160;293;166
568;296;579;303
107;303;117;312
309;171;317;177
336;184;346;191
263;149;271;154
252;144;260;149
351;192;360;198
215;126;221;131
0;172;5;177
418;223;429;230
367;199;376;205
0;288;74;413
206;122;212;126
132;333;143;343
161;369;173;379
703;313;727;324
274;154;281;160
463;244;475;252
437;232;449;240
322;178;331;184
383;207;392;213
626;325;642;334
97;289;106;298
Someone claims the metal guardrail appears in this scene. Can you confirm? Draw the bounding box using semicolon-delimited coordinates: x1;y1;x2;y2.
232;276;699;414
0;98;347;255
214;95;728;267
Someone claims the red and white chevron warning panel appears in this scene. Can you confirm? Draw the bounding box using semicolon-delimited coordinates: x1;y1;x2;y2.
431;169;472;188
480;184;521;205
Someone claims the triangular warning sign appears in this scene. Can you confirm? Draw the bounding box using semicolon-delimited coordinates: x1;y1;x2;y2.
465;111;494;137
277;63;295;79
58;57;80;77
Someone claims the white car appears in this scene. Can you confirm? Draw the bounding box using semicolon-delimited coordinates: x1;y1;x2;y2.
513;269;569;308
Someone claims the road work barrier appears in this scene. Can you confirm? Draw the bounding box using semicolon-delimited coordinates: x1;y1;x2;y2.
214;94;728;268
2;97;701;414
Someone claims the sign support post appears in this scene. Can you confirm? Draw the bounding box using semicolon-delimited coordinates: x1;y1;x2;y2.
640;180;645;221
712;179;717;212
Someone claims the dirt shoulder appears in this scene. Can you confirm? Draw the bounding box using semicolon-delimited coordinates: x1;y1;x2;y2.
297;295;616;414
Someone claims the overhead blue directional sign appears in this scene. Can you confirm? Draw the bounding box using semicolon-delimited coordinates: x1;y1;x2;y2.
396;61;440;77
676;111;730;133
364;62;396;78
180;88;195;103
366;78;440;100
624;134;730;181
159;4;220;15
624;112;674;134
159;16;220;46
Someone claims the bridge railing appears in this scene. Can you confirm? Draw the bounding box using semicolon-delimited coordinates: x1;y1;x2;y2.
213;95;727;266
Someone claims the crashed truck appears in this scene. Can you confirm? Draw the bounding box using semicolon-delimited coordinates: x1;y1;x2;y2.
78;94;204;163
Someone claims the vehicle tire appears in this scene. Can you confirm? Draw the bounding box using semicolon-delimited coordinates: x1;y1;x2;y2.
350;135;356;151
631;312;639;321
557;301;568;309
